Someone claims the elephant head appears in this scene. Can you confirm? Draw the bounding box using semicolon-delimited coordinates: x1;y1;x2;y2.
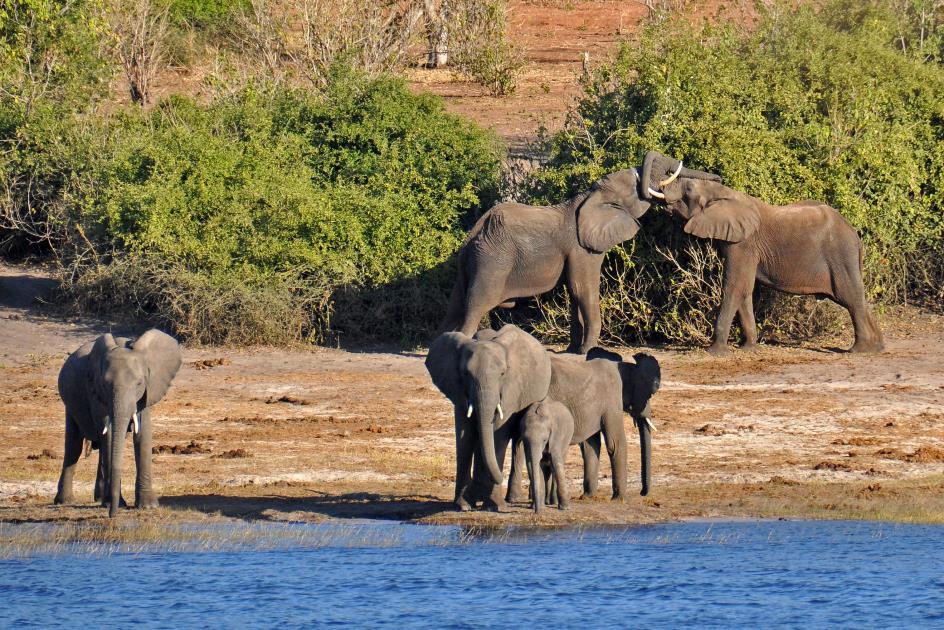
658;177;760;243
575;169;651;254
639;150;721;203
589;348;661;496
89;330;181;517
426;324;551;485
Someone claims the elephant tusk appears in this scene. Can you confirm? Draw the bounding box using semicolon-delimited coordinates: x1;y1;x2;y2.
102;425;108;435
645;417;656;432
133;412;140;435
467;404;473;418
497;402;504;421
659;161;683;187
647;187;666;199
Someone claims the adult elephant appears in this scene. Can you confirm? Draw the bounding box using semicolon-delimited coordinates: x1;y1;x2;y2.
441;157;719;353
648;171;884;354
54;330;182;517
507;348;662;502
425;324;551;511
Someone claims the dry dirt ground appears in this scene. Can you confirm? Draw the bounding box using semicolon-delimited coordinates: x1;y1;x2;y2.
1;262;943;532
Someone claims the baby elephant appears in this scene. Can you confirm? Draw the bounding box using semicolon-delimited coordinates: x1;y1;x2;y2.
55;329;182;517
521;399;574;514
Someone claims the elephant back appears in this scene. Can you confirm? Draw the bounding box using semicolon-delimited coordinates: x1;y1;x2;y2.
491;325;551;413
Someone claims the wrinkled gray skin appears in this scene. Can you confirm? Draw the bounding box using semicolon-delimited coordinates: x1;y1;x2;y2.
442;157;717;354
520;398;574;513
54;330;182;517
653;175;885;355
507;349;661;502
425;324;551;511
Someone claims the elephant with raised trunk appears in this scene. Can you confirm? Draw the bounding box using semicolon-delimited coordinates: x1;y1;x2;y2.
425;324;551;511
644;152;884;355
54;330;182;517
441;156;719;353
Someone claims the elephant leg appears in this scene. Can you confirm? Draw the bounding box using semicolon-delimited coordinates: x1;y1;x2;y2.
482;426;512;512
566;255;604;354
737;286;758;350
568;294;585;353
94;448;105;502
454;410;475;511
458;273;508;337
505;437;527;503
833;263;884;353
601;417;628;500
525;439;544;514
542;455;557;506
552;455;570;511
579;433;602;498
710;248;756;356
54;414;83;505
133;408;158;509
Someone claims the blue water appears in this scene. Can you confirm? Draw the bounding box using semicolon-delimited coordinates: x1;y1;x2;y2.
1;520;943;628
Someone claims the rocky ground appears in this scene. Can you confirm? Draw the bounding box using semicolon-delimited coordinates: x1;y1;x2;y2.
1;262;942;531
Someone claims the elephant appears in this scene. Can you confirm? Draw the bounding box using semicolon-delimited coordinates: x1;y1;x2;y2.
54;329;182;517
425;324;551;511
647;170;885;355
440;156;719;354
507;348;661;502
520;398;574;513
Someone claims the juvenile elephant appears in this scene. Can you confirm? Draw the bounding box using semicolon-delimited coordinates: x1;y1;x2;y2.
55;330;182;517
508;349;661;502
441;157;719;353
648;173;885;355
425;324;551;511
520;398;574;514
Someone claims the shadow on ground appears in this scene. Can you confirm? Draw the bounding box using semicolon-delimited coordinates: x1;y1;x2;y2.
161;491;456;522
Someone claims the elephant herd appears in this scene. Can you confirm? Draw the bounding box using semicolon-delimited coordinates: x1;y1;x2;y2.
52;150;884;516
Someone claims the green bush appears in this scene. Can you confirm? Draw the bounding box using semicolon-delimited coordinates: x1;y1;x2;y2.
166;0;246;27
524;0;944;346
54;72;501;344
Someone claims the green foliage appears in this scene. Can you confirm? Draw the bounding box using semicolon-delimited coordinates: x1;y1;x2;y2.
449;0;524;96
526;0;944;346
166;0;245;27
54;73;500;344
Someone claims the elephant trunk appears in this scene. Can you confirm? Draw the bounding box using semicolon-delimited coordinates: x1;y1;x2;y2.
637;416;652;497
472;387;503;485
108;399;132;517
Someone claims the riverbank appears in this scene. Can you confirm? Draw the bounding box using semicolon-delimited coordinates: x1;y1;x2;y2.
1;263;943;538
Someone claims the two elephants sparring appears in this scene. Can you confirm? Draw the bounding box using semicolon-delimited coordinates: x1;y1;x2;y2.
53;149;883;517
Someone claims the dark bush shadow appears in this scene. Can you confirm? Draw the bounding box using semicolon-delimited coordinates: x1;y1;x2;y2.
161;491;455;522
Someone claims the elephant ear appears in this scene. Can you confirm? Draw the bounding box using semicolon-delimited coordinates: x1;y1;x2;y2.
131;329;182;407
576;188;642;253
684;199;760;243
426;332;471;406
493;325;551;412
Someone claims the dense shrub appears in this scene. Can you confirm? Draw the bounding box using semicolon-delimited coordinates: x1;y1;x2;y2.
54;72;500;344
167;0;246;27
522;0;944;346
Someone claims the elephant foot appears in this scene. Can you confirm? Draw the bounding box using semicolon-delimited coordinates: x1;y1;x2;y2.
850;339;884;353
557;502;570;511
482;498;509;513
102;495;128;509
505;488;528;503
454;497;472;512
53;493;72;505
740;341;758;352
611;491;626;502
135;491;159;510
707;343;730;357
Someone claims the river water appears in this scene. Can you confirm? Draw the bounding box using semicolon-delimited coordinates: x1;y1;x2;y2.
1;520;942;628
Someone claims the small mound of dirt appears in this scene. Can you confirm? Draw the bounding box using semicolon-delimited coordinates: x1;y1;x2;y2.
813;461;852;471
152;441;211;455
694;424;727;436
768;475;800;485
363;424;385;434
189;358;230;370
26;448;57;460
877;446;944;463
214;448;252;459
832;436;882;446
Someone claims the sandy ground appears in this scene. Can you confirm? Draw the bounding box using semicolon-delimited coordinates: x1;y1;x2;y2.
1;262;943;531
